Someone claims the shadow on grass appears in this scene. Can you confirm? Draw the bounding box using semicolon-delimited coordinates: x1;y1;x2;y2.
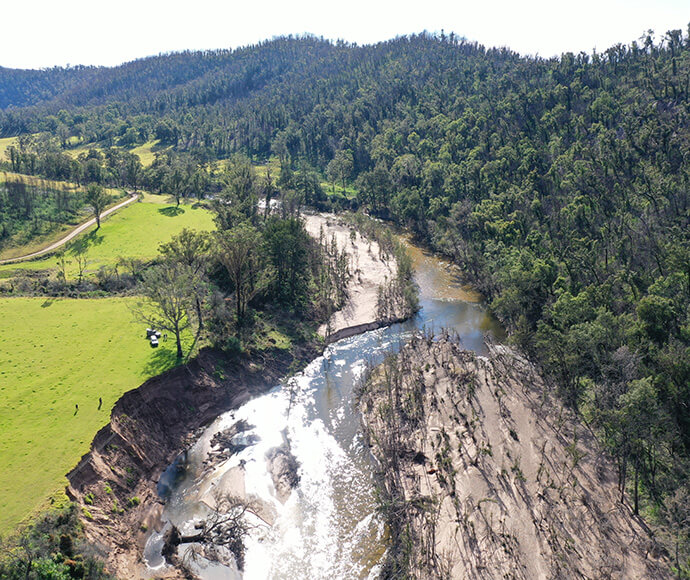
68;231;104;255
151;141;170;154
41;299;54;308
142;345;183;377
158;206;185;217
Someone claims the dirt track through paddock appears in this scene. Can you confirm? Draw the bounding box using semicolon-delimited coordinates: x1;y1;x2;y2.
0;193;138;264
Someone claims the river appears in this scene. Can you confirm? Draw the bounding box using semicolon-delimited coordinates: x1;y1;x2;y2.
144;240;504;579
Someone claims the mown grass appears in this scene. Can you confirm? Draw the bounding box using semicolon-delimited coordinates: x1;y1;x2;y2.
0;297;193;535
0;196;215;278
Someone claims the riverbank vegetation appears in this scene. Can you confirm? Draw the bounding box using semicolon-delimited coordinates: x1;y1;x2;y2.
0;504;113;580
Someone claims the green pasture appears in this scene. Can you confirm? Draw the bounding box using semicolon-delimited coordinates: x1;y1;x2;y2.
128;140;170;166
0;195;215;278
63;139;169;167
0;137;19;161
0;297;191;535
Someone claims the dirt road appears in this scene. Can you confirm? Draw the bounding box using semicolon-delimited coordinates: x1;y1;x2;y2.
0;193;139;265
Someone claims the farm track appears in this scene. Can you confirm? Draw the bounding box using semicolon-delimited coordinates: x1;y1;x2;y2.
0;193;139;265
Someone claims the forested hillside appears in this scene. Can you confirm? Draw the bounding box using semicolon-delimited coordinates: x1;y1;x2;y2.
1;29;689;570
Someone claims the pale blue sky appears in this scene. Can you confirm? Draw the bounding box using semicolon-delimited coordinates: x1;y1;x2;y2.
2;0;689;69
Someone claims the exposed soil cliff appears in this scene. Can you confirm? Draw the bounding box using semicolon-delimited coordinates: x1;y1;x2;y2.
65;344;317;579
359;333;670;579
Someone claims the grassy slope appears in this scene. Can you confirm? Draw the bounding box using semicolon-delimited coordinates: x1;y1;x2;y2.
0;177;126;262
128;140;170;166
0;297;191;534
63;140;170;167
0;195;215;277
0;193;215;534
0;137;19;161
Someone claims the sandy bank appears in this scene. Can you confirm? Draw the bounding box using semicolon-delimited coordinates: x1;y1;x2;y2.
360;334;670;579
304;213;399;342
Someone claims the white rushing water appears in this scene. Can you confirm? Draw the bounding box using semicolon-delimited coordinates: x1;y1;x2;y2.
147;329;412;579
145;242;505;579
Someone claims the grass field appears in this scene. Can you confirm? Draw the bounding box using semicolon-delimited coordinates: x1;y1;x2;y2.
128;140;170;166
0;176;126;262
0;297;192;534
0;136;19;161
0;195;215;278
62;139;170;168
62;143;94;159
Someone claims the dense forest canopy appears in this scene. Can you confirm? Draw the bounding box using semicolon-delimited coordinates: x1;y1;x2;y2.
1;28;690;571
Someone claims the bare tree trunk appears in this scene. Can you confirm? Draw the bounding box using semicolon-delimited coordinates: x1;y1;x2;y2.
175;322;183;358
634;464;639;515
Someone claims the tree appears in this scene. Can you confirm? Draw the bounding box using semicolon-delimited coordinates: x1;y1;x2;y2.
125;155;142;191
326;149;354;194
162;494;254;571
165;166;186;208
158;229;210;276
137;262;198;358
662;486;690;579
71;243;89;285
263;217;311;311
216;224;265;326
159;229;210;339
85;184;111;229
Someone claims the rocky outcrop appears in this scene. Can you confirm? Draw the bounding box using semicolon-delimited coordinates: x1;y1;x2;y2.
359;333;670;579
266;437;300;503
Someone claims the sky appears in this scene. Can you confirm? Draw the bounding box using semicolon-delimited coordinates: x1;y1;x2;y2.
2;0;689;69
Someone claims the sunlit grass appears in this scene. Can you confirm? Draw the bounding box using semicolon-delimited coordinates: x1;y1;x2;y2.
0;197;215;277
0;136;19;161
128;139;170;167
0;296;194;535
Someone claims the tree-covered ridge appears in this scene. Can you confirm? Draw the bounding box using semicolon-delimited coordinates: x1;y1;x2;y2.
1;29;690;570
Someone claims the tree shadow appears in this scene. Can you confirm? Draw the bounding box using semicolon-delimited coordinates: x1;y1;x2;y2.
158;206;185;217
142;344;182;377
68;231;104;255
151;141;170;153
41;299;54;308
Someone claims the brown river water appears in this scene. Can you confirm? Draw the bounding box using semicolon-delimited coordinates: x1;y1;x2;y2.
144;238;504;579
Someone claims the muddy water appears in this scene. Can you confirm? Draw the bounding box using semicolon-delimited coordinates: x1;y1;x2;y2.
145;239;504;579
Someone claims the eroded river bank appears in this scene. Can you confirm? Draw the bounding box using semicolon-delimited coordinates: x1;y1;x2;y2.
67;216;504;579
141;232;504;578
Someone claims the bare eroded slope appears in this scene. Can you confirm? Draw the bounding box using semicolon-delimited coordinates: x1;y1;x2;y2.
360;334;670;579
